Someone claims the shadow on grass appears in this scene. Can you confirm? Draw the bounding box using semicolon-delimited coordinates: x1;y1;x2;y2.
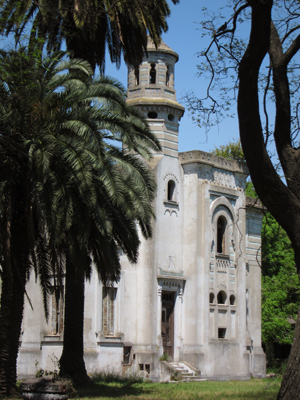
75;382;153;399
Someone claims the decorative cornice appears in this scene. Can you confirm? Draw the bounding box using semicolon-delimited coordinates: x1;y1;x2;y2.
179;150;248;175
127;98;185;113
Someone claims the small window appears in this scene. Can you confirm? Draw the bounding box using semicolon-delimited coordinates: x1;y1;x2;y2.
149;63;156;84
168;114;174;121
230;295;236;305
217;290;227;305
217;216;227;254
102;287;117;336
50;285;64;335
209;292;215;304
148;111;157;119
218;328;227;339
135;69;139;85
145;364;150;373
167;180;176;201
123;346;131;365
166;65;170;86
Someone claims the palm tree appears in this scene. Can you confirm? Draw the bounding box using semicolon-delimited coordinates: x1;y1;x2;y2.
0;0;179;72
0;49;94;395
0;48;160;393
0;48;98;395
55;76;160;383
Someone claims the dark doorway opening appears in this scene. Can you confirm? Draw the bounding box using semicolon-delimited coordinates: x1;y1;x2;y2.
161;291;175;359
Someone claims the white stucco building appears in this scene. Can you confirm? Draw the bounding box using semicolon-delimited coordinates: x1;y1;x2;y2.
18;40;266;381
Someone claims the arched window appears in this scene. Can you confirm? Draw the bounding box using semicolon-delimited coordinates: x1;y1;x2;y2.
167;180;176;201
135;69;139;85
230;295;236;305
217;216;227;254
149;63;156;84
166;65;170;86
217;290;227;305
209;292;215;304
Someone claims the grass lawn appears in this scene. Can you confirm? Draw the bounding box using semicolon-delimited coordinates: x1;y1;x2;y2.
74;377;281;400
9;376;280;400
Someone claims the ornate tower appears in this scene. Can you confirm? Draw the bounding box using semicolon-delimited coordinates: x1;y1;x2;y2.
127;39;185;158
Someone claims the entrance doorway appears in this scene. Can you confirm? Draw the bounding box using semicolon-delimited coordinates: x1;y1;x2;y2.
161;292;175;359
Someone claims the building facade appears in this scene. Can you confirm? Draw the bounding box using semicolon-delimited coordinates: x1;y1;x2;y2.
18;40;266;381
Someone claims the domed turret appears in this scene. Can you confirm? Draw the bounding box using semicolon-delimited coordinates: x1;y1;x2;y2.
127;38;185;158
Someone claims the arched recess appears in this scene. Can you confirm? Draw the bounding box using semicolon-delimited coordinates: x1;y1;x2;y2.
167;180;176;201
163;174;180;206
149;63;156;84
210;196;235;220
217;215;227;254
166;65;170;86
217;290;227;304
230;294;236;305
134;68;139;86
210;197;236;257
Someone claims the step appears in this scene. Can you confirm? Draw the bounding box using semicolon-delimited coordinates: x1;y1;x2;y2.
168;361;200;381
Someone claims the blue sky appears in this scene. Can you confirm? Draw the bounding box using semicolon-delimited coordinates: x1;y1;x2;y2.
0;1;242;154
106;0;242;154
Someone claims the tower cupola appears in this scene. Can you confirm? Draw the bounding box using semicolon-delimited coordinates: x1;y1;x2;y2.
127;38;185;158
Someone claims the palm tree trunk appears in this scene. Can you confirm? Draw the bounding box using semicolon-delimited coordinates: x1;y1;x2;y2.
0;224;27;396
59;264;91;384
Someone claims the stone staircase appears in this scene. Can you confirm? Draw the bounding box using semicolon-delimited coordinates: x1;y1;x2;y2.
168;361;204;382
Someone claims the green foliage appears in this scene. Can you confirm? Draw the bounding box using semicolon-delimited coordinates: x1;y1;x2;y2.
211;139;245;162
159;353;169;361
245;181;257;198
0;0;179;72
262;264;300;345
261;213;300;349
91;370;143;384
262;214;295;278
0;46;161;393
72;378;281;400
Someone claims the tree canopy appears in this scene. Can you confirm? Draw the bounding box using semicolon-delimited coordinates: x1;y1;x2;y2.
211;140;246;162
0;47;160;393
0;0;179;72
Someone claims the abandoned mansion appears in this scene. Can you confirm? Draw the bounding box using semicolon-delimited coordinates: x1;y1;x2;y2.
18;40;266;380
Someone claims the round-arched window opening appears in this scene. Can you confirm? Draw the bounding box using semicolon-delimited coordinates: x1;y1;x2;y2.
167;180;176;201
217;215;227;254
166;65;170;86
217;290;227;305
168;114;175;122
230;295;236;305
149;63;156;84
148;111;158;119
209;293;215;304
135;69;139;86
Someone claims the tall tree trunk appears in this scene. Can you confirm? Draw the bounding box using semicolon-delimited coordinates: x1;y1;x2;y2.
0;215;28;396
59;264;91;384
238;2;300;399
0;270;26;395
277;252;300;400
